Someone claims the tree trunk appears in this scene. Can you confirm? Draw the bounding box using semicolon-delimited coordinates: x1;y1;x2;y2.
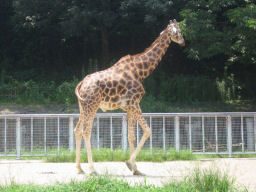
101;25;110;68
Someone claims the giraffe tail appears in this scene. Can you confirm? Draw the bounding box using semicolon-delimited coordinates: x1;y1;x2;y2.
75;81;86;102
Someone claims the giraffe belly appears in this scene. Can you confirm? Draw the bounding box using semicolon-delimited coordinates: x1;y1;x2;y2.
99;101;120;112
99;96;129;112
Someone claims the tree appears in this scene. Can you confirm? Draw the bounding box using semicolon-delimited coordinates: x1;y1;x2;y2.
180;0;256;98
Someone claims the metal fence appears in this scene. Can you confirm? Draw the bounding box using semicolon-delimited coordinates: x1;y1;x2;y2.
0;113;256;158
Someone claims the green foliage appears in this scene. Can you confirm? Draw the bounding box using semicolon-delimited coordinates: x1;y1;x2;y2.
45;148;196;163
143;72;240;106
0;79;78;105
0;168;245;192
1;0;256;105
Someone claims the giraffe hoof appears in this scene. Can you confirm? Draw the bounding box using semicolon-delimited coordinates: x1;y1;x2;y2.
125;161;133;171
77;169;85;174
133;170;145;176
90;171;98;176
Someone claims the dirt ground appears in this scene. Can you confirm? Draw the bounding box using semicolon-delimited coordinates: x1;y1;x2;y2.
0;159;255;191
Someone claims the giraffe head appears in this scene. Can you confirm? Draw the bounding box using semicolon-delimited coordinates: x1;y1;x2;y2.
167;19;185;46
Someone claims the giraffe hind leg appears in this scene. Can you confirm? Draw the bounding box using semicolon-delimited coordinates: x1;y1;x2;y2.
74;118;84;174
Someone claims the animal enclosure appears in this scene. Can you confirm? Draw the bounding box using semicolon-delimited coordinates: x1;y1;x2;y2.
0;113;256;158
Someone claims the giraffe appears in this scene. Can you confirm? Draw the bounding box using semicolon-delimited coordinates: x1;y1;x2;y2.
74;19;185;175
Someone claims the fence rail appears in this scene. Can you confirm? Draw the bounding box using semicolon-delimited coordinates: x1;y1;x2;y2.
0;112;256;158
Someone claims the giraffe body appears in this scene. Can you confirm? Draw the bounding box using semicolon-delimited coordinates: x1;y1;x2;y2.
74;19;185;175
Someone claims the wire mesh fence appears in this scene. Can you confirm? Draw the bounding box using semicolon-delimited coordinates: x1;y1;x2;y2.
0;113;256;158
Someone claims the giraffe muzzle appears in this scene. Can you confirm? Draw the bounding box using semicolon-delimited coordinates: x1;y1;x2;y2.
180;41;185;47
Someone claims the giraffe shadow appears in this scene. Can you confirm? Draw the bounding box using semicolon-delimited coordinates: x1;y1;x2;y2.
95;173;174;179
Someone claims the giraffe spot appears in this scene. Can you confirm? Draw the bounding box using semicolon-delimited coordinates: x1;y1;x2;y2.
134;93;140;99
136;63;143;69
133;81;139;88
123;72;132;80
105;96;110;102
132;89;137;93
90;95;95;100
157;49;162;55
135;57;141;62
105;88;109;94
110;88;116;96
126;58;131;62
132;70;139;79
106;81;112;88
143;62;149;68
162;34;167;40
94;88;99;93
111;96;119;102
124;66;130;70
144;71;148;77
120;79;126;86
139;71;143;76
152;53;157;58
153;47;158;52
113;80;118;87
149;58;155;63
96;80;101;86
115;68;121;73
142;55;147;61
160;44;165;48
147;52;152;57
100;83;106;90
121;89;127;95
149;67;154;73
127;81;132;89
117;85;124;93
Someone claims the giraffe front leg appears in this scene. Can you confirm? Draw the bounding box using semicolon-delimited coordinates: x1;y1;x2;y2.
126;107;151;175
126;111;137;173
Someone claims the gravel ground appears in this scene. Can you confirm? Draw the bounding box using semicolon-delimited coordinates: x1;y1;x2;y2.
0;159;256;191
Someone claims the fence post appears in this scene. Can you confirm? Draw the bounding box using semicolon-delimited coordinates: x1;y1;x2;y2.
44;117;47;156
202;116;205;153
175;116;180;152
122;115;128;153
31;117;33;154
4;117;7;155
69;117;74;152
57;117;60;155
97;117;100;151
110;116;113;151
189;116;192;151
150;116;152;154
163;116;166;151
227;115;232;157
241;115;244;152
254;115;256;152
16;117;21;159
215;116;218;153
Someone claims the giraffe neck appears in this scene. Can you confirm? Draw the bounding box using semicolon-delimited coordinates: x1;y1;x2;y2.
133;28;171;81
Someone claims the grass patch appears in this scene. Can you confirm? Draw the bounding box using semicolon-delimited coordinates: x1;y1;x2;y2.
0;168;246;192
1;148;256;161
44;148;197;163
